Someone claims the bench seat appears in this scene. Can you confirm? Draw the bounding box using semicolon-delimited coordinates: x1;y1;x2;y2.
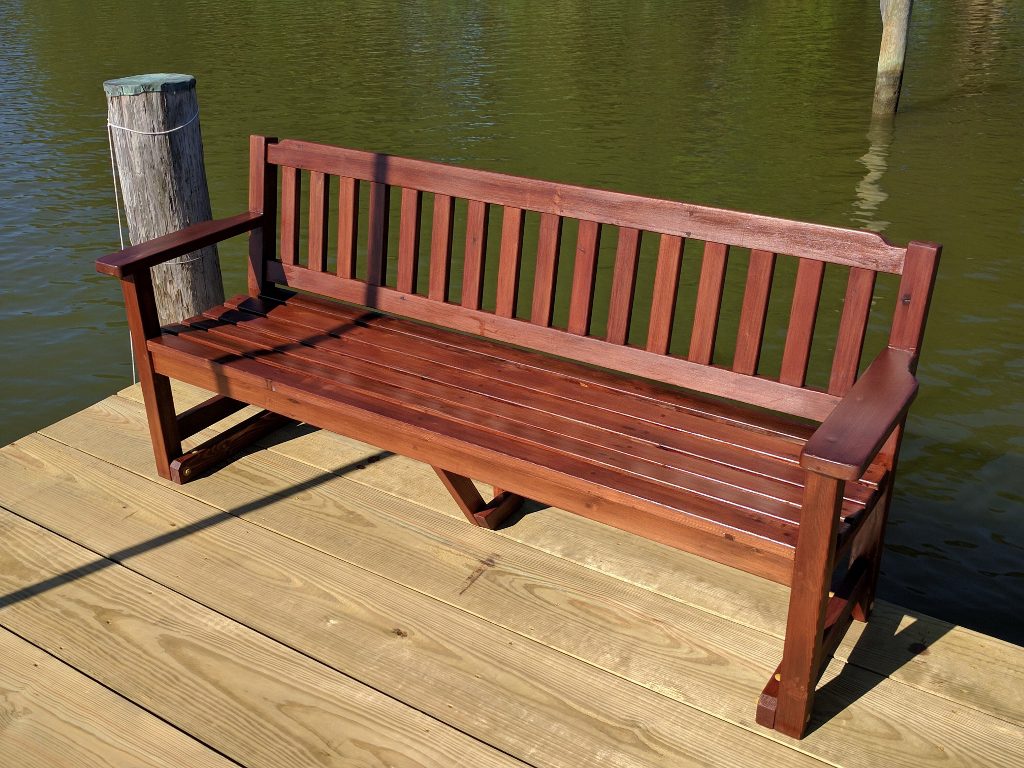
149;290;886;586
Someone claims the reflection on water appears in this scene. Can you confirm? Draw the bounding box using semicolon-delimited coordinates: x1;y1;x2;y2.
0;0;1021;643
852;119;894;233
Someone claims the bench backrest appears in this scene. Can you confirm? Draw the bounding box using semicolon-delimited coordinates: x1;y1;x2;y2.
246;136;939;422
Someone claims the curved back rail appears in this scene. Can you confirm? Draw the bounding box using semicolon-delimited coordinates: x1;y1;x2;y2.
246;136;939;422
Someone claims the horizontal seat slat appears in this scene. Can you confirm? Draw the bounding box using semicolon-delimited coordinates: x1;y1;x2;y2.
244;291;835;450
222;294;884;502
166;316;824;526
188;305;878;520
148;330;799;584
265;261;842;421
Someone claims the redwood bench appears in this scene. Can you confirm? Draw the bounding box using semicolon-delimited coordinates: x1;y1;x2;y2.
97;136;940;739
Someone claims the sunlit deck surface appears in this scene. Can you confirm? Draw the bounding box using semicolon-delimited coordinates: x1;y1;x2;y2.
2;382;1022;767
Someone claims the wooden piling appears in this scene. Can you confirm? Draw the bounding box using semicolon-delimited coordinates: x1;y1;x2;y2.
873;0;914;115
104;74;224;325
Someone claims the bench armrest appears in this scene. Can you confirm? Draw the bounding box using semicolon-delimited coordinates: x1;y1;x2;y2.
801;348;918;481
95;210;264;278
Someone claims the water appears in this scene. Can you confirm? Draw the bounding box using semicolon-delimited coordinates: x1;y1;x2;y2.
1;0;1021;643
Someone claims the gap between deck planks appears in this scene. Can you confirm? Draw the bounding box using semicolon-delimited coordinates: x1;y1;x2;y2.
0;514;526;768
121;381;1024;730
0;626;235;768
21;391;1024;767
0;435;823;768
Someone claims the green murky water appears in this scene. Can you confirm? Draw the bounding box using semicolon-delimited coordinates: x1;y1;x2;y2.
1;1;1021;642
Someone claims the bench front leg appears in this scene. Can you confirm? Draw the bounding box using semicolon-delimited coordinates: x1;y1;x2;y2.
761;472;844;738
121;270;181;480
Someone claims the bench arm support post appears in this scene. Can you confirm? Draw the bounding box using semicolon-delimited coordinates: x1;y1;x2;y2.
771;472;844;737
801;347;918;481
96;210;264;279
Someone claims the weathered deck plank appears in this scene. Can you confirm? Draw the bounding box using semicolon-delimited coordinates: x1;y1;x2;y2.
119;382;1024;728
31;392;1024;767
0;626;234;768
0;432;824;768
0;510;525;768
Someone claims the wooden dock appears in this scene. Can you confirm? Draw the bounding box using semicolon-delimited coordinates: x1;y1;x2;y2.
2;382;1022;767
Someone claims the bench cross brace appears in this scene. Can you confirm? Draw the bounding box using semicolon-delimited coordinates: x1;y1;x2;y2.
433;468;524;530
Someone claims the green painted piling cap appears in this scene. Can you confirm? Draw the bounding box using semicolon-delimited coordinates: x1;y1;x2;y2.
103;73;195;97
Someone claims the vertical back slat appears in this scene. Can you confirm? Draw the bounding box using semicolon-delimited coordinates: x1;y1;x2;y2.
733;249;777;375
280;166;301;266
889;241;941;360
567;220;602;336
688;241;730;363
646;234;684;354
307;171;329;272
429;194;455;301
605;227;642;345
779;258;826;386
396;187;422;294
495;206;525;317
336;177;359;279
828;267;877;395
462;200;489;310
530;213;563;326
366;182;390;286
247;135;277;296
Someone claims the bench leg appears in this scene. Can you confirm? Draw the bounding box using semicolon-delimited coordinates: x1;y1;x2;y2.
757;473;844;738
122;272;182;481
433;468;524;530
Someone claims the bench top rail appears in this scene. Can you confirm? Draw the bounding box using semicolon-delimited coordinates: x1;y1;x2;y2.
248;137;940;423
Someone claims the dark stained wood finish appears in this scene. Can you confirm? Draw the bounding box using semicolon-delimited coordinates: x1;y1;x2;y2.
605;228;641;345
774;472;843;738
645;234;684;355
495;206;525;318
148;331;798;584
336;177;360;279
779;258;826;387
264;261;840;421
828;267;877;395
567;220;602;336
462;200;489;310
687;242;729;364
307;171;330;272
733;249;777;376
97;211;263;279
396;188;423;294
433;467;524;530
279;166;301;267
246;135;277;296
120;271;180;480
802;348;917;480
429;194;455;302
176;306;873;525
169;410;295;483
530;213;563;327
100;136;942;741
176;394;247;439
268;139;907;272
889;241;942;358
366;182;391;286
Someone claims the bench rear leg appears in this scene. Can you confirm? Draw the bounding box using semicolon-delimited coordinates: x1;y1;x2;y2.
758;473;844;738
434;468;524;530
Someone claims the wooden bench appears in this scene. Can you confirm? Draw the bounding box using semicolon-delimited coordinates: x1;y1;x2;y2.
96;136;940;739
